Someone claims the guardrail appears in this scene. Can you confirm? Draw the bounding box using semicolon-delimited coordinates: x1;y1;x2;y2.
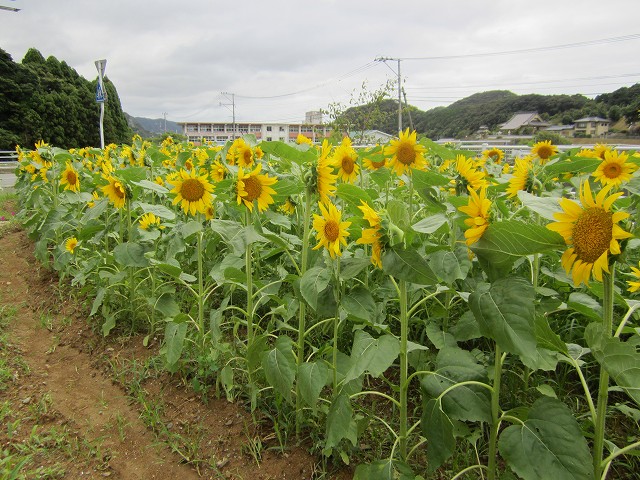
0;151;18;163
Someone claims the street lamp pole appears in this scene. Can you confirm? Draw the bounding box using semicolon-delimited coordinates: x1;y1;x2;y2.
95;59;107;149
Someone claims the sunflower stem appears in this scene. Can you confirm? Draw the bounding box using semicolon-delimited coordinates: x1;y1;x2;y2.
244;208;254;346
197;227;206;348
487;344;502;480
332;258;341;396
593;268;614;479
295;192;312;438
398;278;409;462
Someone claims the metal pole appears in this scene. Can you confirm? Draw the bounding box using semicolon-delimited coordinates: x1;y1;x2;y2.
99;102;105;149
95;59;107;149
232;93;236;139
397;59;402;134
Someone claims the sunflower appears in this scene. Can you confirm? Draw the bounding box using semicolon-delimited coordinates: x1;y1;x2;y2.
312;201;351;258
593;143;611;160
235;141;255;168
384;128;427;176
356;201;383;268
236;163;278;212
101;175;127;209
139;212;162;230
482;147;505;164
278;198;296;215
455;155;486;193
210;160;227;182
87;191;100;208
506;157;535;198
363;155;387;170
592;150;637;187
60;163;80;192
169;169;215;216
458;186;491;246
627;262;640;293
531;140;558;163
547;182;632;287
332;137;359;183
65;237;78;254
204;205;215;221
312;140;337;205
297;134;313;146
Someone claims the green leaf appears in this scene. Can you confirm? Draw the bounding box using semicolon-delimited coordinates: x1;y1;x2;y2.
535;315;568;355
344;330;400;383
261;335;296;402
132;180;169;195
412;167;451;187
259;140;317;165
180;220;202;239
469;277;537;360
428;246;472;285
153;293;180;318
421;346;491;423
271;178;303;202
325;393;357;451
517;191;561;221
336;183;373;208
382;245;438;285
412;213;449;234
387;199;410;230
499;397;594;480
298;361;329;408
210;220;266;255
420;399;455;472
300;266;332;311
113;242;149;267
471;220;565;280
543;156;600;176
341;286;377;322
567;292;602;321
136;202;175;220
164;321;188;367
116;166;148;182
338;257;371;280
585;323;640;407
90;287;106;316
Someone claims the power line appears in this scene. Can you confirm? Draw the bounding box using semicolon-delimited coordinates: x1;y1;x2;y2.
392;33;640;61
405;73;640;91
233;62;380;99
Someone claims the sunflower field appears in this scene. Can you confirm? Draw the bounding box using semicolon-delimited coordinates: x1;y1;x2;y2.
12;132;640;479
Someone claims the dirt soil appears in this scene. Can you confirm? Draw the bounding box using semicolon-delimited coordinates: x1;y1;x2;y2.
0;229;349;479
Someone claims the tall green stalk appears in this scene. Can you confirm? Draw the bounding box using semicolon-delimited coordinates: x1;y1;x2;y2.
244;208;254;346
398;279;409;461
295;193;312;436
488;344;502;480
196;228;206;347
332;258;341;395
593;269;614;479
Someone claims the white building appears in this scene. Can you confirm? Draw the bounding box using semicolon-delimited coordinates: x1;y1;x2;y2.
179;112;331;145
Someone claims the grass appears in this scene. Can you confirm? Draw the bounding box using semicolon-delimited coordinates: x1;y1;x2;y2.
0;301;110;479
0;192;19;237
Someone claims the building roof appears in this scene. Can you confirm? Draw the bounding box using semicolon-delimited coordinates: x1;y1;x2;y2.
575;116;610;123
500;112;543;130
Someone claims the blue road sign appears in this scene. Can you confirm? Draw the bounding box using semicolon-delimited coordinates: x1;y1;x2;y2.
96;82;105;103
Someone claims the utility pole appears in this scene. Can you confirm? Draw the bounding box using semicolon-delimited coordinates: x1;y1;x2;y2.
375;57;402;134
220;92;236;139
163;112;168;133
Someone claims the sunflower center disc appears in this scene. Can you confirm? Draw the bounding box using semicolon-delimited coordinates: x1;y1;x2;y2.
604;163;622;179
342;156;355;174
537;146;554;160
67;171;77;184
243;176;262;202
572;207;613;263
324;220;340;242
114;182;125;199
181;178;205;201
397;143;416;165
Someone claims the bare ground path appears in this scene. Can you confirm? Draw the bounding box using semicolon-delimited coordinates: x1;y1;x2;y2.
0;229;340;479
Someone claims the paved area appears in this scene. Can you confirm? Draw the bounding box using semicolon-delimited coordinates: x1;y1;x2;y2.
0;173;16;191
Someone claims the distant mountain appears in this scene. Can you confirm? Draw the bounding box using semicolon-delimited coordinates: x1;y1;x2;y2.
125;114;181;137
338;84;640;140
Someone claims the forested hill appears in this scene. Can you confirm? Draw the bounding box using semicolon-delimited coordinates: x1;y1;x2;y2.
338;85;640;139
0;48;132;150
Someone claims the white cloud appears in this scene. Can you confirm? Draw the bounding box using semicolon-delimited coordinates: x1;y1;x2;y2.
1;0;639;123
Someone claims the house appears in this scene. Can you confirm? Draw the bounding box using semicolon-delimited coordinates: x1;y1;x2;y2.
499;112;550;134
573;117;610;137
544;124;575;136
348;130;394;145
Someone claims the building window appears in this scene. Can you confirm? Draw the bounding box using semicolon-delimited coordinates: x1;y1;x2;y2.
266;126;272;132
266;136;272;141
279;126;285;132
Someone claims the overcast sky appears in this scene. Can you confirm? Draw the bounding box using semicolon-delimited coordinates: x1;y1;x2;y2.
2;0;640;124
